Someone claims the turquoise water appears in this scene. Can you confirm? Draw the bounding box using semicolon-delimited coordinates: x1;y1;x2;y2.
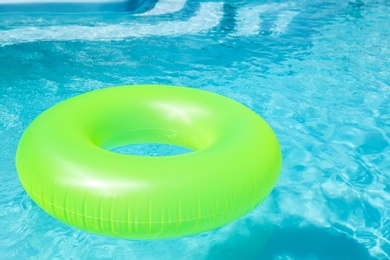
1;0;389;259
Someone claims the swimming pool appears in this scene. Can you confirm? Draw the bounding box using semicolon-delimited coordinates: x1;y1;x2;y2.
1;0;389;258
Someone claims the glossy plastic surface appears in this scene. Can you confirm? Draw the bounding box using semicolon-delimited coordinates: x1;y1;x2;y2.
16;85;282;239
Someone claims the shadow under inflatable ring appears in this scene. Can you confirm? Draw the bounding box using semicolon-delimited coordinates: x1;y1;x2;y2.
16;85;282;239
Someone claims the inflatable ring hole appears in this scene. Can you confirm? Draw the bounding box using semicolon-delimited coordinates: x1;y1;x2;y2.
100;128;201;157
110;143;194;156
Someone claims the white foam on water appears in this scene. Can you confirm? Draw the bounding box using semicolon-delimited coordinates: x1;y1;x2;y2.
136;0;186;16
233;5;263;36
0;2;223;45
233;3;296;36
271;10;299;36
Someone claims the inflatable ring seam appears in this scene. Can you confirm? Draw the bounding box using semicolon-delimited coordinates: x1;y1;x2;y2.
23;186;232;224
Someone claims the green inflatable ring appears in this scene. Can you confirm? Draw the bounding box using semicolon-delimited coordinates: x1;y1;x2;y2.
16;85;281;239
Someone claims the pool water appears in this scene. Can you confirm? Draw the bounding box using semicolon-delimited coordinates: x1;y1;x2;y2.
1;0;389;259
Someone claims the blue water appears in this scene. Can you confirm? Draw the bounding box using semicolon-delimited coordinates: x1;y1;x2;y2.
1;0;389;259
